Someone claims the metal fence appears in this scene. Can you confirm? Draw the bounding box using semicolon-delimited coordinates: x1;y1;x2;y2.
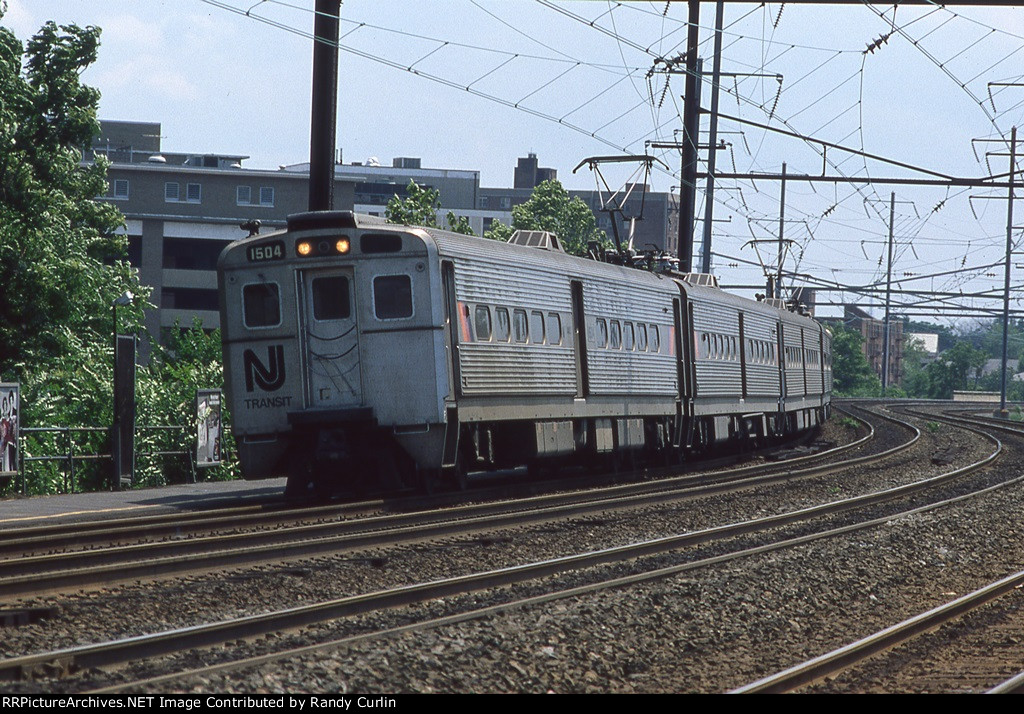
14;424;200;494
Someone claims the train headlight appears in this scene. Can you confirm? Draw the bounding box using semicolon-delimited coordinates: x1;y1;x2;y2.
336;238;350;254
296;240;313;256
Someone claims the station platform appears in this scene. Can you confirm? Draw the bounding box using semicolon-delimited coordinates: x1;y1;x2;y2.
0;477;287;529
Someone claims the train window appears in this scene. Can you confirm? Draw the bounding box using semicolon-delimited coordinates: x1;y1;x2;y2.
512;309;528;343
595;318;608;348
638;324;648;351
474;305;492;341
624;323;635;351
547;313;562;345
495;308;511;342
311;276;351;321
651;325;660;353
242;282;281;328
360;233;403;253
373;275;413;319
609;320;622;350
530;311;545;344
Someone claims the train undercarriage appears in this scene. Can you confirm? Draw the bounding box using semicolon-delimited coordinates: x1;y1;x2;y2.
278;407;828;499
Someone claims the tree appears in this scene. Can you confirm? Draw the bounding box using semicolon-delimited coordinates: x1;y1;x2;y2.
385;180;474;235
830;325;882;397
0;19;144;370
0;14;231;494
923;341;987;399
491;179;605;256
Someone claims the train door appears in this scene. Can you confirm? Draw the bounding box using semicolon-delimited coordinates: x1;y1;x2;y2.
298;268;363;409
571;280;589;397
738;312;748;398
776;322;787;432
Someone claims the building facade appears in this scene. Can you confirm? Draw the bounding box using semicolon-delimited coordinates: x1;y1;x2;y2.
841;305;904;386
92;122;681;345
92;121;357;342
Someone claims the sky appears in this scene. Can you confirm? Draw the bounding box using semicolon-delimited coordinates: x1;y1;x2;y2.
6;1;1024;325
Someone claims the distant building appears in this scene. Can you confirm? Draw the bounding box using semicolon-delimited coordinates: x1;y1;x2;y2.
513;152;558;189
90;123;682;345
980;358;1019;378
480;154;679;253
823;306;904;385
906;332;939;357
90;120;359;344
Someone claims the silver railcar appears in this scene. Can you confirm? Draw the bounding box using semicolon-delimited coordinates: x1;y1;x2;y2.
218;211;830;495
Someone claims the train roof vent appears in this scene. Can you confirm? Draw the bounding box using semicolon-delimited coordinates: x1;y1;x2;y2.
682;273;720;288
507;230;565;253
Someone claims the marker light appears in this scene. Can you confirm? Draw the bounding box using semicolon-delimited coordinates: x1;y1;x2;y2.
336;238;351;254
296;240;312;256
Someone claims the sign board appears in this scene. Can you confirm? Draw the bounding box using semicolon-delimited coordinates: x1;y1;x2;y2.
196;389;222;467
0;383;19;478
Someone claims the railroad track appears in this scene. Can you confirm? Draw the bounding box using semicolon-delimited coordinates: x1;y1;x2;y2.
0;407;892;601
0;413;862;560
0;404;1010;691
732;567;1024;693
723;406;1024;694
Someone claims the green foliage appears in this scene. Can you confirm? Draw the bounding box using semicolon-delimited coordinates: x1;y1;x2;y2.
483;220;514;242
830;326;882;397
918;341;987;399
136;320;238;485
926;421;942;434
385;180;474;235
504;179;605;256
1;14;234;494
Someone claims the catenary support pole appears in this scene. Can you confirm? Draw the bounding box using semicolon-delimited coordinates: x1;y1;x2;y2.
999;126;1018;416
700;0;725;275
882;192;895;393
678;0;701;273
309;0;341;212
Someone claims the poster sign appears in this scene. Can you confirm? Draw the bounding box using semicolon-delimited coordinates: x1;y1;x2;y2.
196;389;222;467
0;383;18;478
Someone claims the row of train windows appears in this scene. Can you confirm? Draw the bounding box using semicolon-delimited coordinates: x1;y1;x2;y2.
469;305;563;345
592;319;661;353
241;274;413;328
697;334;825;368
784;345;823;368
698;332;738;362
747;338;777;365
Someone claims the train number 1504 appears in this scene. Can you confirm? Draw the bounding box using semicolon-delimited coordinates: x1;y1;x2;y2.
247;241;285;263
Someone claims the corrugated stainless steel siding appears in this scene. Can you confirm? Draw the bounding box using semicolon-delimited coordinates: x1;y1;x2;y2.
742;310;781;397
690;294;742;397
582;274;677;396
458;344;577;394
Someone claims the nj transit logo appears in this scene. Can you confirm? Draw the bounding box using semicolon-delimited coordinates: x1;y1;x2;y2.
243;345;286;392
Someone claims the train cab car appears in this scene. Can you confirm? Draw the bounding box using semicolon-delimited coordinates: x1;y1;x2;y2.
219;212;451;493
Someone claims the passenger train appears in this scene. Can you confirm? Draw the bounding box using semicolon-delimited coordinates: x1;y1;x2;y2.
218;210;832;496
